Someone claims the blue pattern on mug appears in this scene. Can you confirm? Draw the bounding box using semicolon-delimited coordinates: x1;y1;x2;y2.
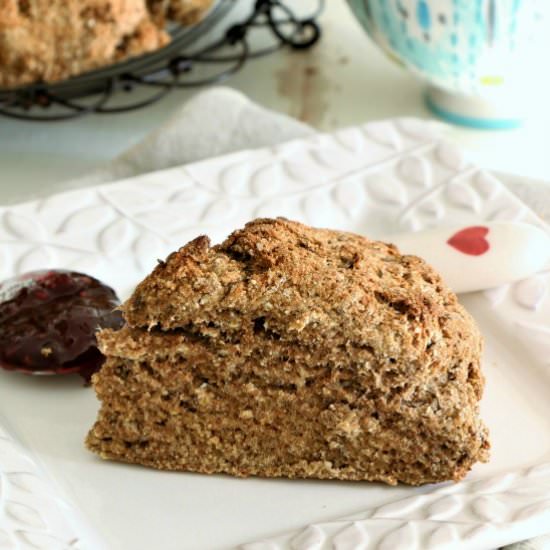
348;0;549;94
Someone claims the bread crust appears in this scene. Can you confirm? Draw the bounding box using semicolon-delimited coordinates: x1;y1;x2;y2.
87;218;489;485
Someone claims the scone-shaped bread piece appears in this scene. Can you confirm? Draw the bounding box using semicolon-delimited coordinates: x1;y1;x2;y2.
86;218;489;485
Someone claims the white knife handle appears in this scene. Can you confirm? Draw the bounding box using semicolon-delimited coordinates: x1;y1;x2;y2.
388;222;550;294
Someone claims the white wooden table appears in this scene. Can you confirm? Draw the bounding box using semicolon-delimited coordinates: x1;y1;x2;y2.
0;0;549;205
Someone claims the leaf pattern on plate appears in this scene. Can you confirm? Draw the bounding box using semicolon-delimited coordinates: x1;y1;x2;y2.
250;163;284;197
514;276;548;310
332;522;368;550
513;501;550;521
132;232;165;272
396;118;439;142
427;496;462;520
0;118;549;550
332;179;365;218
280;159;314;185
377;522;415;550
364;121;402;151
57;204;114;235
418;198;444;219
308;145;356;173
427;524;457;547
219;160;252;195
365;175;407;206
15;531;76;549
3;211;45;241
98;217;134;257
490;205;525;222
5;501;46;529
16;246;55;273
474;172;501;200
5;472;49;495
471;472;516;494
471;496;509;522
258;461;550;548
302;193;336;227
200;199;237;223
399;215;423;232
446;180;480;212
290;525;325;550
0;427;80;548
397;156;431;188
168;185;200;204
436;142;466;171
483;284;510;308
332;127;366;155
527;462;550;479
375;495;425;518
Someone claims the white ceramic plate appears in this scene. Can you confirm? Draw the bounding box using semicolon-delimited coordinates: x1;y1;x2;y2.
0;119;549;550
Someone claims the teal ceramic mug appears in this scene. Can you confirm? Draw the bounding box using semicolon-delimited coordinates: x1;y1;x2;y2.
347;0;550;128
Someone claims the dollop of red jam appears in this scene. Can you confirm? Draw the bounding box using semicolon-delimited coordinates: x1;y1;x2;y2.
0;270;123;381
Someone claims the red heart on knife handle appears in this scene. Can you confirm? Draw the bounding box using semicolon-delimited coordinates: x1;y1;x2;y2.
447;226;490;256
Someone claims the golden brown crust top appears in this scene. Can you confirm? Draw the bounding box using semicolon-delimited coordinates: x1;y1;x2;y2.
124;218;482;391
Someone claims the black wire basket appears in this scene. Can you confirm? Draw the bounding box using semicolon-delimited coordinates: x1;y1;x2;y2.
0;0;324;121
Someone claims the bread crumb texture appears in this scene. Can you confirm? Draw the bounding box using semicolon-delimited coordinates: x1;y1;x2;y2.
0;0;212;87
87;218;490;486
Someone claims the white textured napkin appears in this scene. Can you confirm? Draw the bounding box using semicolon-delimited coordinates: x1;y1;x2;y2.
71;87;550;550
70;87;314;187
